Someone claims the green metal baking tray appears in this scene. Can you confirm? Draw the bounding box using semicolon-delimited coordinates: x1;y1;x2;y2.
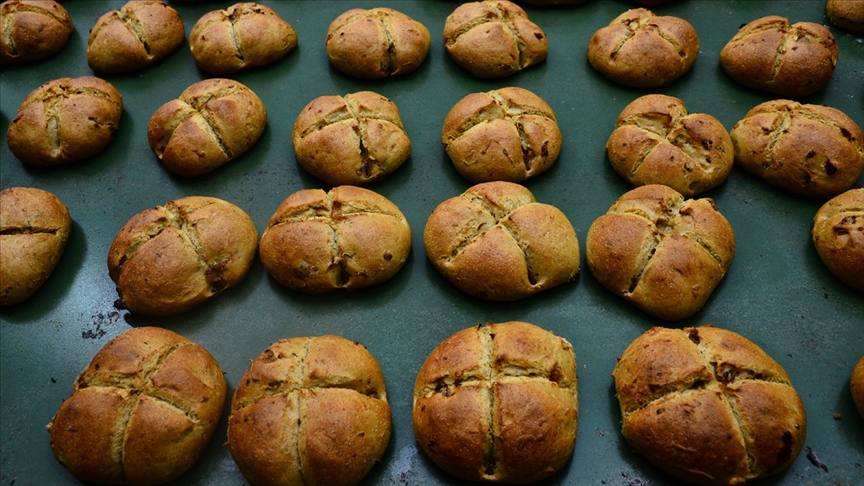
2;1;862;484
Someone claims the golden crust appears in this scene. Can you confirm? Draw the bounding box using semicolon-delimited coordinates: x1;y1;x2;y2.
107;196;258;316
812;188;864;291
613;325;807;486
585;184;736;320
828;0;864;34
731;100;864;198
228;335;391;486
48;327;227;486
413;322;578;483
587;8;698;88
0;187;71;306
0;0;72;65
852;357;864;421
720;16;838;97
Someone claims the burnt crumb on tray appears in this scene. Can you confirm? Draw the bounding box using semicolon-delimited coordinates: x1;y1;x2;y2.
805;446;829;472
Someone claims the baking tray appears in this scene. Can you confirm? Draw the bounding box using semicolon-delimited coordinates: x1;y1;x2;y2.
1;1;862;484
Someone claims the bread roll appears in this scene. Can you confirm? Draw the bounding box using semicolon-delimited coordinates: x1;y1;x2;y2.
190;2;297;75
107;196;258;316
87;1;184;74
260;186;411;293
852;356;864;421
828;0;864;34
147;78;267;177
812;188;864;291
413;321;578;483
6;76;123;166
730;100;864;198
587;8;698;88
48;327;227;486
228;335;391;486
0;187;71;306
585;184;735;320
613;325;807;485
720;16;838;97
444;1;547;79
292;91;411;186
0;0;72;65
424;181;580;301
326;7;430;79
442;86;561;183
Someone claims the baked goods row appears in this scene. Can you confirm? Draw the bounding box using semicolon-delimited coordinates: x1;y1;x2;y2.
46;321;864;485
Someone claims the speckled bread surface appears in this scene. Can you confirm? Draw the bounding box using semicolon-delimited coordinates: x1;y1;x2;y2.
719;16;838;97
0;187;71;306
325;7;430;79
852;357;864;420
613;325;807;485
587;8;698;88
107;196;258;316
828;0;864;34
0;0;72;65
442;86;561;183
518;0;586;5
228;335;391;486
190;2;297;75
812;188;864;292
6;76;122;166
424;181;580;301
48;327;227;486
606;94;733;197
730;100;864;198
443;0;547;79
147;78;266;177
87;0;184;74
585;184;735;321
413;321;578;483
292;91;411;186
260;186;411;293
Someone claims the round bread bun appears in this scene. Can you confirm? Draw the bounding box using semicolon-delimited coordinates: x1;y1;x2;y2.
0;187;71;306
228;335;391;486
613;325;807;485
852;356;864;420
260;185;412;293
812;187;864;291
325;7;430;79
413;321;578;483
292;91;411;186
424;181;580;301
828;0;864;34
48;327;227;485
719;16;838;97
730;100;864;199
443;1;547;79
442;86;561;183
587;8;698;88
606;94;733;197
6;76;122;166
0;0;73;65
585;184;735;321
107;196;258;316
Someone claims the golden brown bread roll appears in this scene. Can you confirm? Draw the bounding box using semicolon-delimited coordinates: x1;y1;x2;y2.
325;7;430;79
0;0;72;65
107;196;258;316
424;181;580;301
606;94;733;197
828;0;864;34
730;100;864;198
413;321;578;483
6;76;123;166
442;86;561;183
443;0;547;79
260;186;411;293
147;78;267;177
292;91;411;186
48;327;227;486
719;16;838;97
852;356;864;420
190;2;297;75
0;187;71;306
613;325;807;485
812;187;864;291
87;0;184;74
228;335;391;486
585;184;735;320
587;8;698;88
